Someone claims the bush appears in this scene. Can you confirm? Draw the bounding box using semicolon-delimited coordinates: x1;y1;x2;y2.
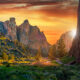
60;56;76;64
0;65;79;80
2;61;10;67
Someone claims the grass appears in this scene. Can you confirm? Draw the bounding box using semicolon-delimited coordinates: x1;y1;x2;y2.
0;65;80;80
52;60;61;66
60;56;76;64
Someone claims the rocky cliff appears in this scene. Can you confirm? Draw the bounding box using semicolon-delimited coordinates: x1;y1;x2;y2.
58;31;74;52
4;18;17;41
0;17;50;56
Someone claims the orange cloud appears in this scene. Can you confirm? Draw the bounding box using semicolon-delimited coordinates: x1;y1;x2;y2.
0;1;78;44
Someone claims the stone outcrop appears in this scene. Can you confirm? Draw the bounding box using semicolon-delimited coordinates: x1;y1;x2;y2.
0;22;7;35
4;18;17;41
58;31;74;52
0;17;50;56
17;20;50;56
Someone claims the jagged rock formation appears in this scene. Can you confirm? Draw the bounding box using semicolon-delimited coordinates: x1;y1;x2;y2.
57;31;74;52
0;22;7;35
69;0;80;63
4;18;17;41
17;20;30;45
0;18;50;56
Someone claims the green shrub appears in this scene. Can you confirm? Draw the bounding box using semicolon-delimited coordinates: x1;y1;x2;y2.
2;62;10;67
60;56;76;64
0;65;79;80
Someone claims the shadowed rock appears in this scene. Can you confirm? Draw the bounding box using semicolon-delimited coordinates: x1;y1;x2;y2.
0;22;7;34
69;0;80;63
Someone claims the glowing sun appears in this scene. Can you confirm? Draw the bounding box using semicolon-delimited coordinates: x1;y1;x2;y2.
71;29;76;38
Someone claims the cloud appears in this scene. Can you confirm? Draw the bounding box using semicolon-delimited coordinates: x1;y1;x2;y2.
0;0;78;3
0;0;78;19
26;1;78;18
0;0;62;3
0;0;78;9
0;4;27;8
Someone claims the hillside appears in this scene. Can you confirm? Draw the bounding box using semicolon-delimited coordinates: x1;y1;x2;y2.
0;33;28;59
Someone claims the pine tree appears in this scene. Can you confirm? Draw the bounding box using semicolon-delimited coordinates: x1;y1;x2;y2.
10;54;15;61
2;52;8;61
35;48;42;61
57;38;66;58
48;45;56;60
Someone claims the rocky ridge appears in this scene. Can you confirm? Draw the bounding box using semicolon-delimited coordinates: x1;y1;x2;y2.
0;17;50;56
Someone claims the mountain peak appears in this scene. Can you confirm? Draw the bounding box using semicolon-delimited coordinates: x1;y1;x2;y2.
0;18;50;56
10;17;16;22
24;19;29;23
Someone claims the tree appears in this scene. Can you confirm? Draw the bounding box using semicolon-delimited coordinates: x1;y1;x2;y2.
57;38;66;58
69;0;80;63
27;53;32;59
35;48;42;61
2;52;8;61
10;54;15;61
48;45;56;60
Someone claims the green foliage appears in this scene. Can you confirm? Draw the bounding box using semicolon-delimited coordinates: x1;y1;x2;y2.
2;52;8;61
0;35;30;59
60;56;76;64
57;38;67;58
48;38;67;59
35;48;42;61
0;65;79;80
2;62;10;67
9;54;15;61
48;45;56;60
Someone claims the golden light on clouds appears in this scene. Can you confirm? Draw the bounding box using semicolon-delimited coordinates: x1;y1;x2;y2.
0;1;78;44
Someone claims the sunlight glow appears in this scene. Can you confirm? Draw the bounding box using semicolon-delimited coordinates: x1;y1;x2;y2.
71;29;76;38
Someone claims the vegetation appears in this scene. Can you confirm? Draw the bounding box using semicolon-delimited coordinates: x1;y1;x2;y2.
0;65;79;80
57;38;67;58
35;48;42;61
48;45;56;60
0;30;79;80
2;52;8;61
0;34;30;60
49;38;67;60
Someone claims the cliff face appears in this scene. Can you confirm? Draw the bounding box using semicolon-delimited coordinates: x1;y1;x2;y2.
58;31;74;52
0;18;50;56
17;20;30;45
4;18;17;41
17;19;50;56
0;22;7;35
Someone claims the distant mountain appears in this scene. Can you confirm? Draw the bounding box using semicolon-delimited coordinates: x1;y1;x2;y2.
0;17;50;56
57;31;74;52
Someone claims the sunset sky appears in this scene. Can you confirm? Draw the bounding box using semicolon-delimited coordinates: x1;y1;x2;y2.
0;0;79;44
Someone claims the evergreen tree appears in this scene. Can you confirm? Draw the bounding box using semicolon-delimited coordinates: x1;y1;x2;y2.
35;48;42;61
10;54;15;61
2;52;8;61
48;45;56;60
57;38;66;58
27;53;31;59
